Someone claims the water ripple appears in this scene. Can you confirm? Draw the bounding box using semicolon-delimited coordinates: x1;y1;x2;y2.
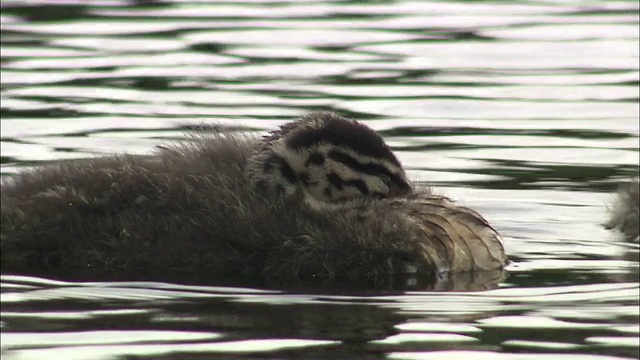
1;0;638;359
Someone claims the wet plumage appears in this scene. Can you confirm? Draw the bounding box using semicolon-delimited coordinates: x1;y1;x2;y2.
0;112;506;288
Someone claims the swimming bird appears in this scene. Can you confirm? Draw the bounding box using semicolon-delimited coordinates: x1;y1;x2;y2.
606;178;639;241
0;112;506;288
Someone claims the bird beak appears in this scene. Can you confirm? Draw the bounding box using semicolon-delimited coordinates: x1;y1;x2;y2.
388;182;411;197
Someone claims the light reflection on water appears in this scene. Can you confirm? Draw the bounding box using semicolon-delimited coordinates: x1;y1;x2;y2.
1;276;638;359
1;0;638;359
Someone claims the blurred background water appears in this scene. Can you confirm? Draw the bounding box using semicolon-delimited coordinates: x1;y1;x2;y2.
0;0;638;359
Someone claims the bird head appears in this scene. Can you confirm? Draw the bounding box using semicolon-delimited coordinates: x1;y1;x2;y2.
246;112;412;206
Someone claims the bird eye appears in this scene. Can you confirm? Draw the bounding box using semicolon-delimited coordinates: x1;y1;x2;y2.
380;175;391;187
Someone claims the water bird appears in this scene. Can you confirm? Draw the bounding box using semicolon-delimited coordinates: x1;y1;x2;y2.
0;112;506;288
606;178;639;242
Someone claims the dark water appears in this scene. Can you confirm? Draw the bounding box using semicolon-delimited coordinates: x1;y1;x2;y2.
1;0;639;359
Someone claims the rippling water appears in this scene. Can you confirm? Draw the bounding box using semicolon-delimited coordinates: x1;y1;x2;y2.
1;0;638;359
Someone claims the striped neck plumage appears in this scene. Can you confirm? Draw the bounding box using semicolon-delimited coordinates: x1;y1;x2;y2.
246;112;412;206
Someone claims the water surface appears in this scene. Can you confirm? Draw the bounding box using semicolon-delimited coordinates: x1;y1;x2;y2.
1;0;638;359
